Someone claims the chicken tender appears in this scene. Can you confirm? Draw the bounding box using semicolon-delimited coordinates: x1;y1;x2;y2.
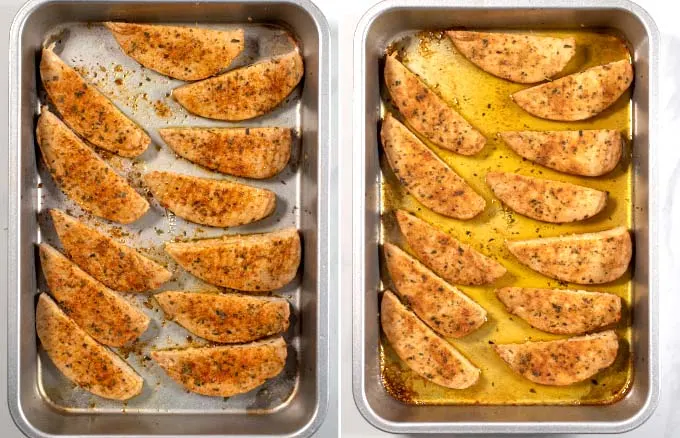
486;172;607;223
50;209;171;292
506;227;632;284
36;294;143;400
496;287;622;335
511;60;633;121
36;109;149;224
384;53;485;155
39;243;150;347
105;22;244;81
494;330;619;385
173;51;303;121
151;337;287;397
381;290;480;389
395;210;506;285
500;129;623;177
381;113;485;219
40;48;150;157
384;243;486;338
165;227;300;292
155;291;290;343
159;127;291;179
446;31;576;83
144;171;275;228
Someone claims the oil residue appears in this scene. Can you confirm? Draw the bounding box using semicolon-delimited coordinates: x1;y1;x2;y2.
379;29;633;406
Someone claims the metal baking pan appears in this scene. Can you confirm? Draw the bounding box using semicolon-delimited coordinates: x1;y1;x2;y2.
8;0;330;436
352;0;658;433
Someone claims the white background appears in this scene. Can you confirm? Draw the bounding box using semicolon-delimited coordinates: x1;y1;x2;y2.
1;0;679;437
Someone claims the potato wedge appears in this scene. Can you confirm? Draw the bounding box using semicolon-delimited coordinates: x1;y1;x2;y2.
159;127;291;179
395;210;505;285
173;51;303;121
381;290;480;389
50;209;171;292
511;60;633;121
165;227;300;292
496;287;622;335
384;53;485;155
40;48;150;157
486;172;607;223
381;113;485;219
155;291;290;343
105;22;244;81
144;170;275;227
36;109;149;224
500;129;623;177
384;243;486;338
494;330;619;385
36;294;143;400
506;227;632;284
446;31;576;83
151;337;287;397
39;243;150;347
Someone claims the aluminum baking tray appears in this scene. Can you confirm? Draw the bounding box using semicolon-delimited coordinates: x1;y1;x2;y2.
352;0;658;433
8;0;330;436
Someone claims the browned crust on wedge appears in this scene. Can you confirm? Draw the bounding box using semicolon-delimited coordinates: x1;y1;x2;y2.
384;53;485;155
144;171;275;227
36;294;143;400
105;22;244;81
50;209;171;292
395;210;506;285
511;60;633;121
494;330;619;385
151;337;287;397
496;287;622;335
40;48;150;157
159;127;291;179
381;113;485;219
173;51;303;121
36;109;149;224
155;291;290;343
39;243;150;346
165;228;300;292
381;291;480;389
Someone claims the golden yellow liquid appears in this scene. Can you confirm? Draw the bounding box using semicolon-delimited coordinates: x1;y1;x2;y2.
379;30;633;405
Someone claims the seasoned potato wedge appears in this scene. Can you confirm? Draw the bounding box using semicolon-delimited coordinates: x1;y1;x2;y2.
144;171;275;228
165;227;300;292
395;210;506;285
506;227;632;284
36;109;149;224
496;287;622;335
511;60;633;121
384;53;485;155
50;209;171;292
384;243;486;338
447;31;575;83
173;51;303;121
36;294;143;400
40;48;150;157
486;172;607;223
381;113;486;219
151;337;287;397
155;291;290;343
381;291;480;389
39;243;150;346
105;22;244;81
500;129;623;177
494;330;619;385
159;127;291;179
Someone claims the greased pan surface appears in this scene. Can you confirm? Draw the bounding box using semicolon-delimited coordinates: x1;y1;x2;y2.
8;1;330;436
353;0;658;433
